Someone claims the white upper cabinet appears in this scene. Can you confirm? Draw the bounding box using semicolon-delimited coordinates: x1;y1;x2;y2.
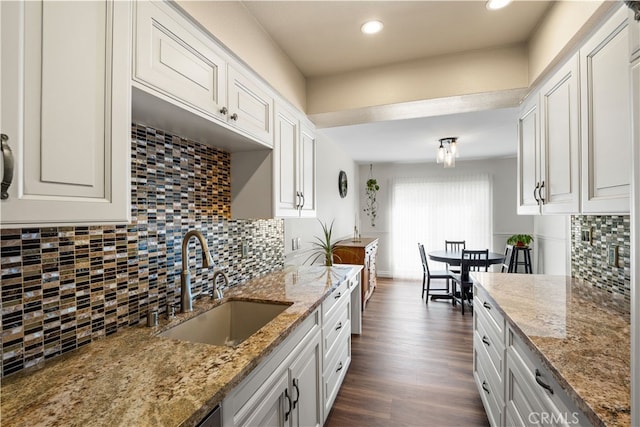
580;6;631;214
133;0;227;122
517;94;541;215
539;54;580;214
132;0;275;148
0;0;131;227
518;55;580;216
274;103;316;218
227;66;274;147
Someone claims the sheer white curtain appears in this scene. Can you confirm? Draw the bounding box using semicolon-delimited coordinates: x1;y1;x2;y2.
390;174;493;278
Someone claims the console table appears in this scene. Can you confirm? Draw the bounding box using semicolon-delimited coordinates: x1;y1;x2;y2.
334;238;378;310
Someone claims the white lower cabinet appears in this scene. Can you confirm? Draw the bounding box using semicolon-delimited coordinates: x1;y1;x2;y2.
474;286;590;427
0;0;131;227
221;270;360;427
221;309;321;427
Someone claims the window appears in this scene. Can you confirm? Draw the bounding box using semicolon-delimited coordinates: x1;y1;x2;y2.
390;174;493;278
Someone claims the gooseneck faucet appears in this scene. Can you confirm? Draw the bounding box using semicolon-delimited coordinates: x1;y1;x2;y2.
181;230;214;313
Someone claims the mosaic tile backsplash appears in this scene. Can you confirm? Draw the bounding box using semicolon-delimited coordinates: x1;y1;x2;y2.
571;215;630;309
0;124;284;377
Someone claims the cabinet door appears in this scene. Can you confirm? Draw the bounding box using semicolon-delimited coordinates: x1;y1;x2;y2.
134;0;227;122
540;55;580;214
242;372;288;427
0;0;130;226
581;6;631;214
298;122;316;217
227;66;274;147
517;94;541;215
630;9;640;62
290;333;322;427
274;104;300;217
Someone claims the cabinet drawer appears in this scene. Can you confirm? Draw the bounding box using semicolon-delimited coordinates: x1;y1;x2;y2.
322;279;349;320
474;289;505;339
474;348;504;427
323;335;351;414
323;298;350;361
134;1;227;120
474;309;505;393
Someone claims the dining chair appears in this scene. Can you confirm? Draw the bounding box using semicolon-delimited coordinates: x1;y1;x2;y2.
418;243;451;303
501;245;515;273
451;249;489;315
444;240;466;275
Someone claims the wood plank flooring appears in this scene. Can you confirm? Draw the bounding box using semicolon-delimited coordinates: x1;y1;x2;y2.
325;277;489;427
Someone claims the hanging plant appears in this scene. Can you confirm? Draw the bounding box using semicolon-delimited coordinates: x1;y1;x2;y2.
363;164;380;227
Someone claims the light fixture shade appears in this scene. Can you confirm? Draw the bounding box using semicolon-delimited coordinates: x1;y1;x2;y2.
437;143;445;163
450;139;458;157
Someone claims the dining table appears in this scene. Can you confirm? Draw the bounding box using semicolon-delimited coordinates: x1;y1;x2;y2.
428;249;506;284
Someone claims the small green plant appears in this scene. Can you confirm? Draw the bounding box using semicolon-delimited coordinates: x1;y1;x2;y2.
306;219;341;266
507;234;533;247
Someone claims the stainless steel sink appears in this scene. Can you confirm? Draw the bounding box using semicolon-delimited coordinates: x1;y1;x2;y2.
159;300;291;347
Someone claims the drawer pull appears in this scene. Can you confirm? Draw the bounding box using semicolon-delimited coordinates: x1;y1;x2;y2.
535;369;554;395
482;336;490;346
335;322;342;331
482;381;490;394
483;302;491;310
334;292;342;299
336;361;343;373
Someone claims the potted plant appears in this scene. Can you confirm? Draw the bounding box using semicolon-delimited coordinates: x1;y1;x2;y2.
364;168;380;227
306;219;341;266
506;234;534;247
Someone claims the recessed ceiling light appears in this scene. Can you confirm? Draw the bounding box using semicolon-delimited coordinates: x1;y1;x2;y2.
361;20;384;35
486;0;512;10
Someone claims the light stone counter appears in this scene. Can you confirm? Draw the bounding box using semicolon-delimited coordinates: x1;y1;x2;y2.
0;265;359;427
473;272;630;427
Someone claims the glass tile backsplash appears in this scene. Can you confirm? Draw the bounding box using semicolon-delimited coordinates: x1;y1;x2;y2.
0;124;284;377
571;215;630;310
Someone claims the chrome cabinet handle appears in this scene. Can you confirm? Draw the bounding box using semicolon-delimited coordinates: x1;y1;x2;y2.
336;361;343;372
482;381;490;394
482;336;490;346
533;182;540;204
483;302;491;310
295;191;301;209
535;369;554;394
230;113;238;121
219;106;228;115
299;192;305;209
539;180;546;204
335;322;343;331
334;292;341;299
1;134;14;200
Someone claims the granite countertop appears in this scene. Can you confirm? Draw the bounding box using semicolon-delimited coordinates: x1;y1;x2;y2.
0;265;359;427
473;272;631;427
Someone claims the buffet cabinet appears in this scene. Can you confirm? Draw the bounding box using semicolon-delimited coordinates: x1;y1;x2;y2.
334;238;378;309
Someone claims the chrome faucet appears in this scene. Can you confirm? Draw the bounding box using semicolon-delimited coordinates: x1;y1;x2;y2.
181;230;214;313
212;270;229;300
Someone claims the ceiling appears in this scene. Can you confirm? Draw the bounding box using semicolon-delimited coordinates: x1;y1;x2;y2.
240;1;553;164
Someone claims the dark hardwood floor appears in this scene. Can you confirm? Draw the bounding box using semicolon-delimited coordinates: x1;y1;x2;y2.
325;277;489;427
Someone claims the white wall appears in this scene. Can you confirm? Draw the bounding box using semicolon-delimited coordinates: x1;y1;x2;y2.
533;215;570;275
284;132;359;265
356;157;533;277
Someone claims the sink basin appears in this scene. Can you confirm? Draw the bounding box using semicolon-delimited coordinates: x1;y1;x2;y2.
159;300;291;347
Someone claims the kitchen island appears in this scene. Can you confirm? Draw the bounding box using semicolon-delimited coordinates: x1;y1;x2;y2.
472;272;630;427
0;265;361;427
